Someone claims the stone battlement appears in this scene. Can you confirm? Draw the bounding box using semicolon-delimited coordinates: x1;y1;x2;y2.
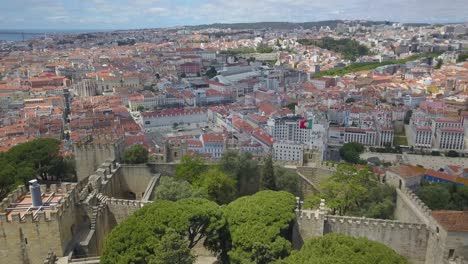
0;183;77;224
400;187;432;218
106;198;150;208
0;185;29;211
324;215;428;230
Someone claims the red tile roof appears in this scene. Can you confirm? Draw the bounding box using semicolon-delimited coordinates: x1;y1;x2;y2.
432;211;468;232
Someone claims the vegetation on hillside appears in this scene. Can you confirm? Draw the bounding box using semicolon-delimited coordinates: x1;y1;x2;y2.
0;138;75;199
298;37;370;61
314;53;440;78
417;181;468;210
304;164;396;219
122;144;149;164
283;233;409;264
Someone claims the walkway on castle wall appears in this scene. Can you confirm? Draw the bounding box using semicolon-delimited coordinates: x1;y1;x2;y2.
142;173;160;202
296;170;321;193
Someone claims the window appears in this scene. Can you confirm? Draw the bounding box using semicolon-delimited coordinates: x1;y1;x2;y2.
448;249;455;259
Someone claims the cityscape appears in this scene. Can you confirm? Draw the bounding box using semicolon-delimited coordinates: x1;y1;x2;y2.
0;1;468;264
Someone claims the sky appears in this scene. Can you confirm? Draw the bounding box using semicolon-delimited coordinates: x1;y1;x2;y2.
0;0;467;30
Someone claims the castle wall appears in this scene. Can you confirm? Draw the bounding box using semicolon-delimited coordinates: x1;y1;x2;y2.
395;188;433;226
0;184;80;264
292;210;324;249
73;137;124;182
323;215;429;264
147;162;177;176
119;165;155;200
106;198;149;225
0;214;63;264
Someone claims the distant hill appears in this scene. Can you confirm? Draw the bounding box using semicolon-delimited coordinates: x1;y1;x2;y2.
185;20;394;30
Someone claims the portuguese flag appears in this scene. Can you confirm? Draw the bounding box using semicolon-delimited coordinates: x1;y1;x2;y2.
299;119;313;129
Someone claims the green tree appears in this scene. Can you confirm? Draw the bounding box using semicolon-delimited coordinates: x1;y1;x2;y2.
274;167;299;196
446;150;459;157
457;53;468;63
154;176;205;201
435;58;443;69
0;162;17;198
123;144;149;164
148;229;195;264
418;185;452;210
175;155;206;183
196;168;237;205
345;97;356;103
308;164;395;217
0;138;75;198
137;105;145;112
404;110;413;125
206;66;218;78
286;102;297;113
223;191;296;264
283;233;409;264
101;198;228;264
339;142;365;164
260;154;276;190
219;151;259;195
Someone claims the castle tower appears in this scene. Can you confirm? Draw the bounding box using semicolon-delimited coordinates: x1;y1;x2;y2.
0;183;81;264
73;134;124;182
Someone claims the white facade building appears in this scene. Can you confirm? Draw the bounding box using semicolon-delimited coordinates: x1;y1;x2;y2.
141;108;208;128
273;141;303;162
435;127;465;150
269;116;312;143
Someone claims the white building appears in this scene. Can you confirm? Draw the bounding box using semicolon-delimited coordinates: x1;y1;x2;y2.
343;128;377;146
435;127;465;150
412;126;433;148
269;116;312;143
141;108;207;128
273;141;303;162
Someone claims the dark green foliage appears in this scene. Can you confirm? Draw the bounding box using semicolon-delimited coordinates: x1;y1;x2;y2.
274;167;299;196
196;168;237;205
0;138;75;199
256;43;274;53
298;37;370;61
404;110;413;125
417;182;468;210
283;233;409;264
286;102;297;113
175;155;206;183
123;144;149;164
101;198;227;264
219;151;259;195
305;164;396;218
223;191;296;264
446;150;459;157
418;185;451;210
206;66;218;78
136;105;145;112
220;48;256;55
435;58;443;69
260;155;276;190
345;97;356;103
314;53;440;78
339;142;365;164
457;53;468;62
154;176;206;201
430;151;440;156
149;229;195;264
